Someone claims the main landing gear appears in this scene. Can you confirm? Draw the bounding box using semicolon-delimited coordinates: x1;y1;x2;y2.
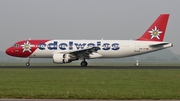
80;60;88;67
26;58;30;66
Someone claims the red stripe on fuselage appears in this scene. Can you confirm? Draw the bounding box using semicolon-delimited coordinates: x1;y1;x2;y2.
6;40;49;57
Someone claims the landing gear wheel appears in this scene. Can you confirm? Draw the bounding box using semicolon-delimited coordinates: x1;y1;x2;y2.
81;61;88;67
26;62;30;66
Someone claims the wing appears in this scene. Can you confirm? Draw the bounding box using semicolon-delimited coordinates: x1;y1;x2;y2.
62;47;101;59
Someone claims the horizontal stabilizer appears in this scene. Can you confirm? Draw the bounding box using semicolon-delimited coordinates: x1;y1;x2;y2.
149;43;169;48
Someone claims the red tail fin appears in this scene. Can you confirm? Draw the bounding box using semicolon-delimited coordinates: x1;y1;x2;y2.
137;14;169;41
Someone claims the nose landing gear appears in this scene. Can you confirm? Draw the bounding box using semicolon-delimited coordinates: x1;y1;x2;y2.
26;58;30;66
26;62;30;66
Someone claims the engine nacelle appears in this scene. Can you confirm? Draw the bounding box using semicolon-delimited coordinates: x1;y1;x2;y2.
53;53;77;64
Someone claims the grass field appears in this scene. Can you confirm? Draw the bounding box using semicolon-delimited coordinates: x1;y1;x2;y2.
0;68;180;99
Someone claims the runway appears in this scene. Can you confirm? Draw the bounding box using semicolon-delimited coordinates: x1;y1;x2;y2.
0;66;180;69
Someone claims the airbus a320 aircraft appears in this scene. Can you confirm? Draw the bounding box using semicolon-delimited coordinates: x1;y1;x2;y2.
6;14;173;67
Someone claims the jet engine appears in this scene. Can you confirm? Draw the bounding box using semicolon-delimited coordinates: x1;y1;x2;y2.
53;53;77;64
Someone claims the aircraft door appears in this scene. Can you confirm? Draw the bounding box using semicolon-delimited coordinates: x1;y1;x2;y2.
134;43;140;52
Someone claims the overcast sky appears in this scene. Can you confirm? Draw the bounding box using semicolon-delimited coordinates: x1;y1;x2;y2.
0;0;180;54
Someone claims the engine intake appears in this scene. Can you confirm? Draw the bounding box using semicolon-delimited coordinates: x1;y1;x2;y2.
53;53;77;64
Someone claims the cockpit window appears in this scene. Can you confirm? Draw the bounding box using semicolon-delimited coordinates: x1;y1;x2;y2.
13;44;19;47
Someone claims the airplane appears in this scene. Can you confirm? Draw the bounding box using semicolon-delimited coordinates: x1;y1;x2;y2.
5;14;173;67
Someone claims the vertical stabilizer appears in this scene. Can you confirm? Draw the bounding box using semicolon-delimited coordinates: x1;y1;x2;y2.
137;14;169;41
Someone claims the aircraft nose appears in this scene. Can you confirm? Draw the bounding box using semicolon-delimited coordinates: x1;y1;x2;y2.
5;48;13;56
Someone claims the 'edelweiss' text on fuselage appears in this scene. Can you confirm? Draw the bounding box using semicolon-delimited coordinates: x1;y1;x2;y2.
38;41;120;51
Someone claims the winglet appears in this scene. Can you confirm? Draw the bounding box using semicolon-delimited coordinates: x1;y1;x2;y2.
137;14;169;42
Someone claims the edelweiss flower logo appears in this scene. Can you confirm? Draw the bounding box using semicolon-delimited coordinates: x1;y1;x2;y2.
148;26;163;39
21;41;35;52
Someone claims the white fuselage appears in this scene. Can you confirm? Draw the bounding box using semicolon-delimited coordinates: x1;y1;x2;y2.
29;40;173;58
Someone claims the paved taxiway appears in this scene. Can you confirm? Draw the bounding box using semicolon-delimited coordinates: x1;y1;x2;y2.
0;66;180;69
